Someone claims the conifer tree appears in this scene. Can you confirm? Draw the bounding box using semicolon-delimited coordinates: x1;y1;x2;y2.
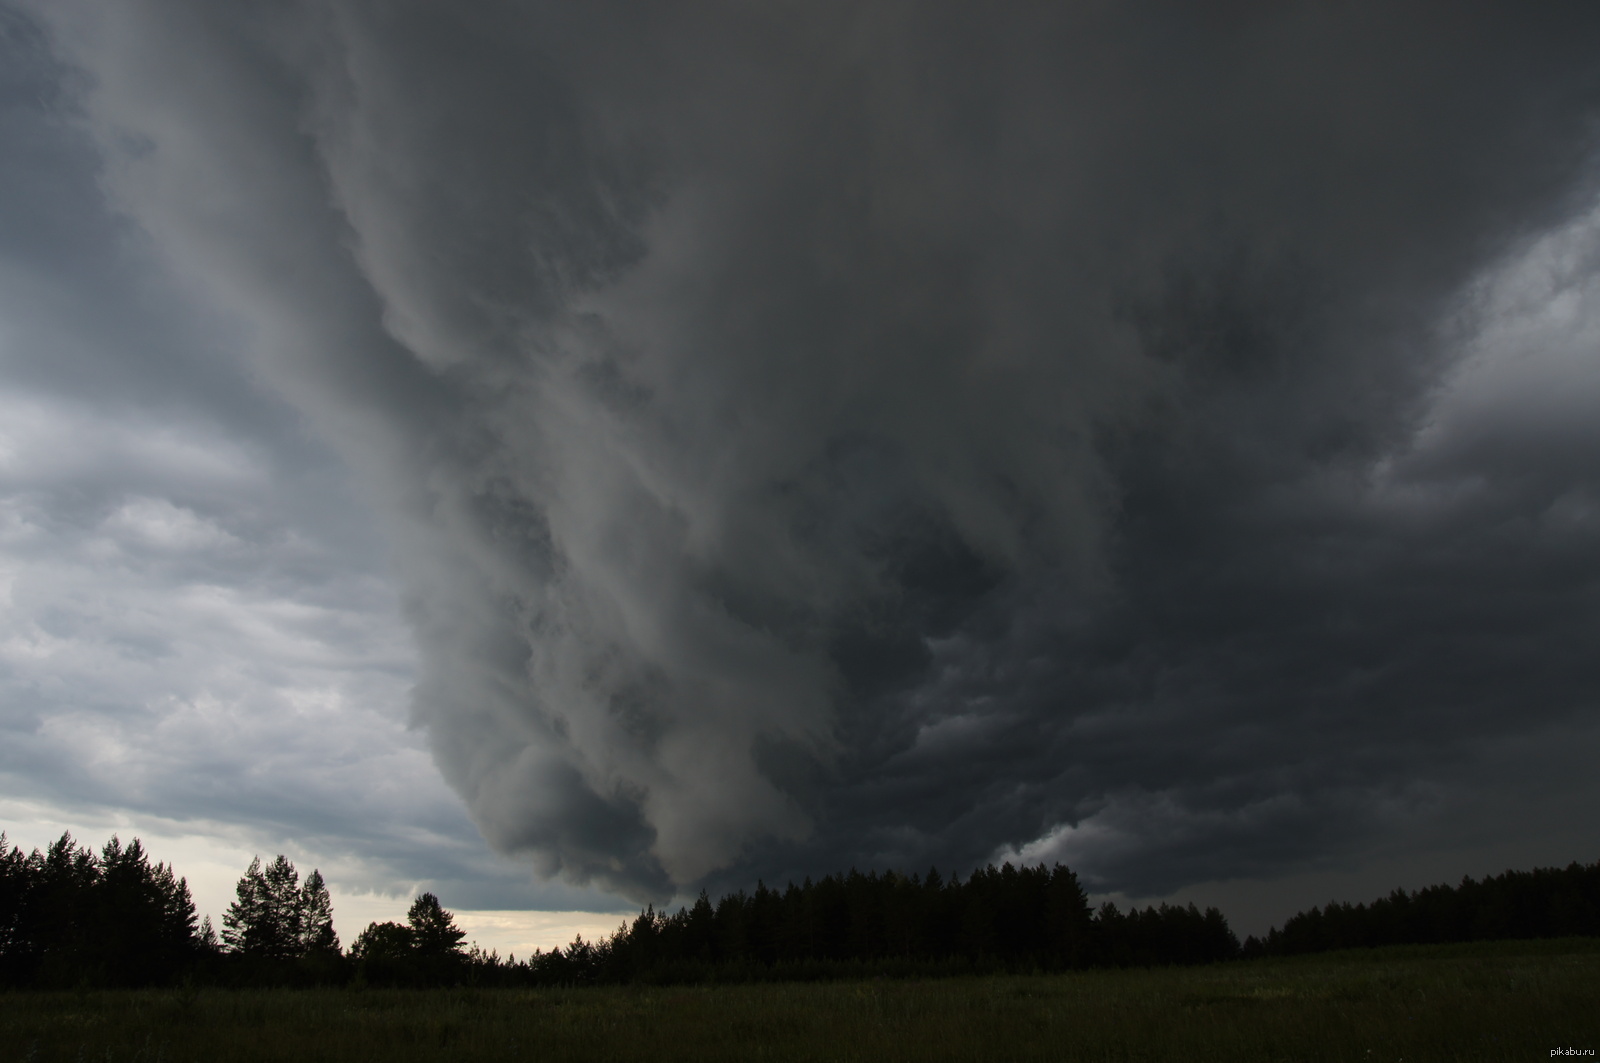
1;832;199;986
33;833;98;976
93;836;199;984
198;915;220;953
0;832;35;982
223;854;330;960
407;892;466;956
297;869;340;956
222;856;267;956
0;834;25;956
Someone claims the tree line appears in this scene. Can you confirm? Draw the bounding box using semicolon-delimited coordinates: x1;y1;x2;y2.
528;863;1238;985
0;830;1235;987
5;826;1596;988
0;833;198;987
1242;860;1600;957
0;832;477;988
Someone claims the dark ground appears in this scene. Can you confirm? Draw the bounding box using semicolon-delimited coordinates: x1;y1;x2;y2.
4;938;1596;1062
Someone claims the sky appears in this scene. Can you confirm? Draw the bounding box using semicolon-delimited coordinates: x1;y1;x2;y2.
3;1;1600;946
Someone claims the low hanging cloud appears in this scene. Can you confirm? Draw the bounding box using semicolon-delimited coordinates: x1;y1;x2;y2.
29;1;1600;902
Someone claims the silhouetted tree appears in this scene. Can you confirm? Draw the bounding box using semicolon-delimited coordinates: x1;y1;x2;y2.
1251;860;1600;958
348;894;469;985
31;823;1597;991
351;920;413;961
224;856;292;959
0;832;33;982
90;836;199;985
221;854;339;966
298;869;340;956
559;859;1235;986
349;919;413;984
198;915;221;953
408;892;466;956
0;831;199;987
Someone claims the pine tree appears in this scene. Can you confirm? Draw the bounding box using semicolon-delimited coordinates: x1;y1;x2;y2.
0;832;35;983
198;915;220;953
259;855;301;955
221;856;265;955
407;892;466;956
222;855;304;960
33;833;98;978
297;869;339;956
0;832;199;987
93;836;199;985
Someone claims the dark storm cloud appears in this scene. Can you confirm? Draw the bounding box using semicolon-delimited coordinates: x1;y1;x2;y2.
31;0;1600;902
0;6;632;921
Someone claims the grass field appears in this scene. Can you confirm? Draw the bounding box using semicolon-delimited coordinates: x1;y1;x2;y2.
3;938;1597;1062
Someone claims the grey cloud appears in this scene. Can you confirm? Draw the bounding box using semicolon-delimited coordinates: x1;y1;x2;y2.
0;7;627;915
27;0;1600;910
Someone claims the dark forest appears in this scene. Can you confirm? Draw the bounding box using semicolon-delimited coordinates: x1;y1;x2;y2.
2;830;1597;989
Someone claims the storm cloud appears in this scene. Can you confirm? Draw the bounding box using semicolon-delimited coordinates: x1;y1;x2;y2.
24;1;1600;907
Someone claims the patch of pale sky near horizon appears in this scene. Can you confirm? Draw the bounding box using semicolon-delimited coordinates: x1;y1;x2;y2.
0;801;629;957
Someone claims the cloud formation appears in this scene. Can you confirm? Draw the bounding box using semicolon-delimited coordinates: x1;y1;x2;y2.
0;6;619;923
25;1;1600;904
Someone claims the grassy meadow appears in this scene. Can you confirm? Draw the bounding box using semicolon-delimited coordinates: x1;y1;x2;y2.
4;938;1596;1062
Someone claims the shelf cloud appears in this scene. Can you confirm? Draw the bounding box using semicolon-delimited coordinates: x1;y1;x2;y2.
18;1;1600;906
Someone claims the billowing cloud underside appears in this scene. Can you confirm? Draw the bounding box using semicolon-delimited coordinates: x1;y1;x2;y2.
32;1;1600;899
